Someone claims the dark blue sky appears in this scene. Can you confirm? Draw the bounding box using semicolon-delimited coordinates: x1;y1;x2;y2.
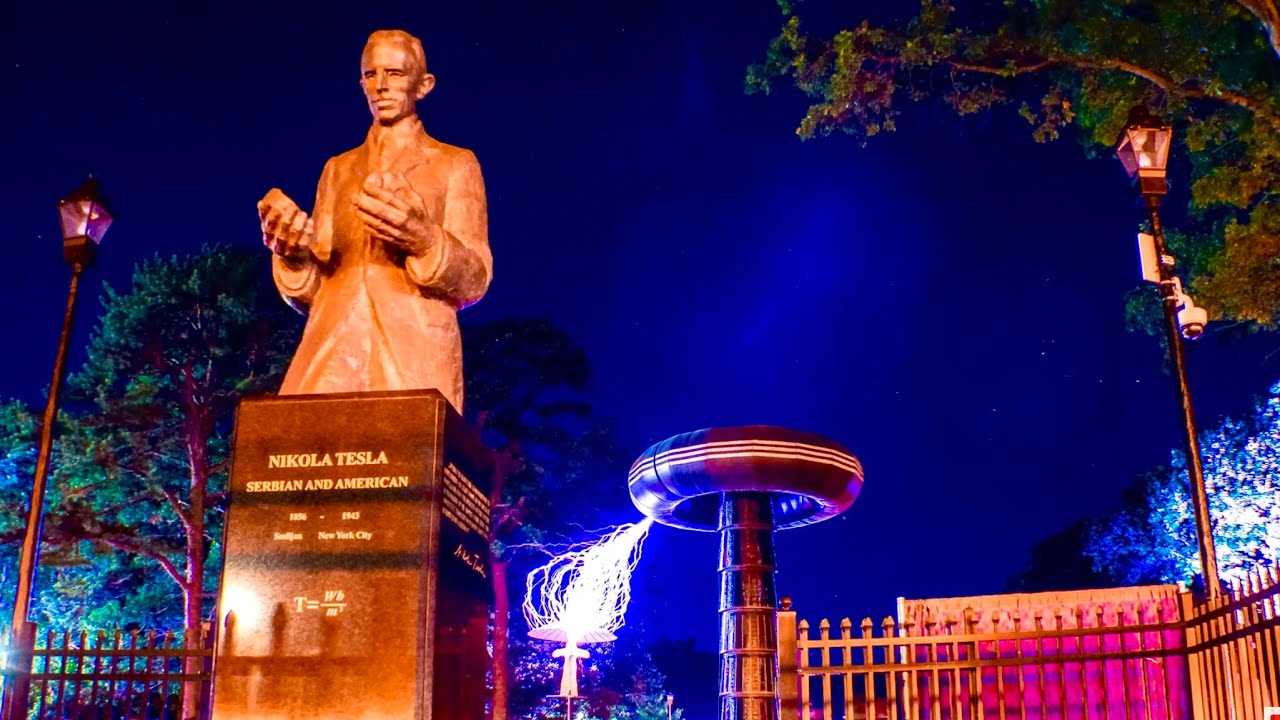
2;0;1278;653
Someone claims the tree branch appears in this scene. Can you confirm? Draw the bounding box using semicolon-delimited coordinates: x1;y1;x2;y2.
946;59;1054;75
95;491;157;517
943;55;1280;132
162;487;194;538
61;477;132;499
95;535;186;589
1235;0;1280;62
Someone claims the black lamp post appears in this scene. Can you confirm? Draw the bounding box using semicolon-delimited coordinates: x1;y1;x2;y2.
1115;108;1221;597
2;178;112;720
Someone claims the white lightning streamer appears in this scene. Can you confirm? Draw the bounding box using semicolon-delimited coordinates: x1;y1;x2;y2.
523;518;653;647
523;518;654;699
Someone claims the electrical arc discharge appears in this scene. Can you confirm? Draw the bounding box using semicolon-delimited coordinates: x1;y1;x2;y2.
522;518;654;698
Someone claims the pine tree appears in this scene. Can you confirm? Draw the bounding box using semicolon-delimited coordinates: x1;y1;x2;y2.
461;317;625;720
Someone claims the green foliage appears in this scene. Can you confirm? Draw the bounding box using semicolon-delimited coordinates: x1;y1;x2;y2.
0;392;161;629
749;0;1280;327
0;246;300;630
73;244;298;411
0;401;38;614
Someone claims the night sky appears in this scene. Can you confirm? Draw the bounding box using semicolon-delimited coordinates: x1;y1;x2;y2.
3;0;1278;658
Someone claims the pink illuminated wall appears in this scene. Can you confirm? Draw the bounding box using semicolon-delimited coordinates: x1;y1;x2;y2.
897;585;1189;719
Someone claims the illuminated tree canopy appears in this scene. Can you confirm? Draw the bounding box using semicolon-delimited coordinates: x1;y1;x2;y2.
748;0;1280;327
1086;383;1280;587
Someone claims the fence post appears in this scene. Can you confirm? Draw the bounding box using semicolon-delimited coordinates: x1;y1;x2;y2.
201;621;214;720
1179;589;1208;720
1;621;35;720
777;597;799;720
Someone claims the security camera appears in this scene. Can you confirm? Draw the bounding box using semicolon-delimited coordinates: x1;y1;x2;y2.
1178;304;1207;340
1167;277;1208;340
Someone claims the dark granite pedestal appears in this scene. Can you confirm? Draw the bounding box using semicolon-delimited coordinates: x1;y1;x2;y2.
211;390;491;720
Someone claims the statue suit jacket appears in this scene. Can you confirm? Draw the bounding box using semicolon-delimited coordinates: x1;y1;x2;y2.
272;118;491;412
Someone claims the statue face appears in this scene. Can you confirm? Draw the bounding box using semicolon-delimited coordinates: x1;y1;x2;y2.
360;39;434;126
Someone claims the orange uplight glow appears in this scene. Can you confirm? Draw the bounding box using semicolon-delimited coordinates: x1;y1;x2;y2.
219;583;265;627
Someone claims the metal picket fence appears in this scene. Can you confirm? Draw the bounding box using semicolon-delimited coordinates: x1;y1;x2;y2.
780;566;1280;720
1;623;213;720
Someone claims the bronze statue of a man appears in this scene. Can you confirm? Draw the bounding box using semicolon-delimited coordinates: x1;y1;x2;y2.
257;29;490;411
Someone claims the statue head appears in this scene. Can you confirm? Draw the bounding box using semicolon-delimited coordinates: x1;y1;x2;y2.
360;30;435;127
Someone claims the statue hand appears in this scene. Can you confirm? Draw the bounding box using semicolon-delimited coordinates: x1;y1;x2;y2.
354;173;437;256
257;188;314;261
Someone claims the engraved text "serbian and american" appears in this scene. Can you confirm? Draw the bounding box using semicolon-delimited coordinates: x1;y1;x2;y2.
246;476;410;492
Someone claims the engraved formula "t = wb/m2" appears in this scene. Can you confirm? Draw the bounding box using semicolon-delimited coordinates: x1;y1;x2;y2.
294;590;349;616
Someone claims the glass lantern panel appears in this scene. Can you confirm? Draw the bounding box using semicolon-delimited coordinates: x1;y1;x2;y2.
1117;132;1140;177
1149;126;1173;170
58;199;113;243
1120;125;1172;175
